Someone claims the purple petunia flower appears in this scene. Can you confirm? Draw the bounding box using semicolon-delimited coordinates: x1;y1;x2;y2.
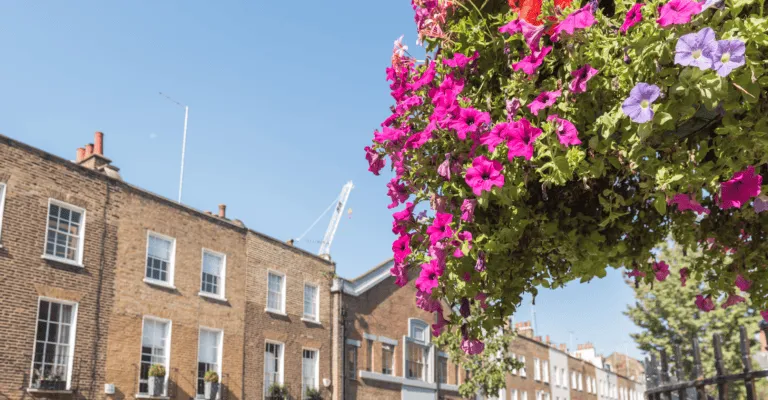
620;3;644;34
711;39;746;77
622;82;661;123
754;195;768;213
675;27;717;70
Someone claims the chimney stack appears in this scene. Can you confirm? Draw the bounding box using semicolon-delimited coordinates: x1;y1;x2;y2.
218;204;227;218
546;335;551;344
76;147;85;162
94;131;104;155
560;343;567;352
534;336;542;342
85;143;94;157
286;239;295;246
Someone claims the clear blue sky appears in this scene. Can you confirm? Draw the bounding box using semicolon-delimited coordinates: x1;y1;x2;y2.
0;1;642;359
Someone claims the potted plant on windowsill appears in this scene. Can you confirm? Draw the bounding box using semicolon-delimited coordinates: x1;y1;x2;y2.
305;388;322;400
203;371;219;400
267;383;288;400
148;364;166;397
37;373;66;391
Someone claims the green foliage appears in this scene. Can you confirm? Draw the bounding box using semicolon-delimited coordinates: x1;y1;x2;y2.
268;383;288;398
204;370;219;383
625;241;765;398
305;388;323;400
148;364;166;378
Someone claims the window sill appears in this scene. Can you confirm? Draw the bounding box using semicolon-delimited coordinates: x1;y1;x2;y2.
27;388;73;395
265;308;287;316
301;317;321;325
135;395;170;399
198;292;227;302
41;254;83;268
144;278;176;290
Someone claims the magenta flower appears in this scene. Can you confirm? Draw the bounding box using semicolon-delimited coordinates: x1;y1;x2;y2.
711;39;746;77
695;294;715;312
461;338;485;355
499;18;546;51
365;146;386;176
475;251;487;272
506;118;543;160
480;122;510;152
415;259;444;294
448;107;491;140
547;115;581;146
762;310;768;323
392;202;415;235
392;234;412;263
569;64;599;94
680;268;689;287
721;294;745;309
653;261;670;282
669;194;710;215
390;262;408;287
475;292;489;310
374;126;407;143
395;95;423;116
657;0;702;27
461;199;477;222
460;298;471;318
675;28;717;70
416;289;441;312
443;51;479;70
512;46;552;75
465;156;505;196
528;89;562;116
404;125;433;150
386;179;409;209
437;153;452;180
427;212;454;244
719;166;762;209
462;272;472;282
407;61;437;91
507;98;522;120
551;5;597;42
432;309;448;337
620;3;644;34
622;82;660;123
628;269;647;278
499;19;523;35
735;274;752;292
754;195;768;213
453;231;473;258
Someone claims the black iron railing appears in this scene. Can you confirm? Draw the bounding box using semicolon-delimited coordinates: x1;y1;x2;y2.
645;324;768;400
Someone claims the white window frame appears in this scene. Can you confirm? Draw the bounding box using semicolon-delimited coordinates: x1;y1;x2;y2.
301;283;320;323
0;182;6;244
199;249;227;300
579;372;584;391
511;352;517;375
405;319;431;382
265;270;286;315
381;342;395;376
264;340;285;398
42;199;86;267
29;297;78;391
533;358;541;381
143;231;176;288
301;348;319;400
510;389;518;400
138;316;172;396
522;391;528;400
542;360;549;383
196;327;223;399
520;356;527;377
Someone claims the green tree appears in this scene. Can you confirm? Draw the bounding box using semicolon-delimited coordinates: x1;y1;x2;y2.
625;242;764;398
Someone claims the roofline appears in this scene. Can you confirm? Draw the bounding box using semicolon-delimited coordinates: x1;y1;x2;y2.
0;133;334;266
333;258;394;296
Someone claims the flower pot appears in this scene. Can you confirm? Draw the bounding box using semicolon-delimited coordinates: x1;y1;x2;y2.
38;379;66;391
148;376;164;396
204;381;219;400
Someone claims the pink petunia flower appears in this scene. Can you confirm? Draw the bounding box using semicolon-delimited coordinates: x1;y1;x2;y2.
499;18;546;51
443;51;479;70
461;338;485;355
551;5;597;42
415;259;444;294
432;309;448;337
569;64;599;94
461;199;477;222
416;289;442;313
404;125;434;150
762;310;768;322
448;107;491;140
392;234;412;263
374;126;407;143
680;268;689;287
407;61;437;91
754;194;768;213
475;251;487;272
427;213;454;245
507;118;543;161
365;146;386;175
386;179;409;209
653;261;670;282
669;194;710;215
475;292;489;309
390;262;408;287
656;0;702;27
507;98;522;120
480;123;511;153
499;19;523;35
528;89;562;116
695;294;715;312
547;115;581;146
465;156;505;196
719;166;762;209
621;3;644;34
392;202;415;235
512;46;552;75
452;231;473;258
721;294;745;309
735;274;752;292
628;269;647;278
437;153;452;180
462;271;472;282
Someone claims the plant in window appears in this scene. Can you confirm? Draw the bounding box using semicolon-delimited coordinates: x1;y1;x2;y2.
204;371;219;400
305;388;323;400
148;364;166;396
267;383;288;400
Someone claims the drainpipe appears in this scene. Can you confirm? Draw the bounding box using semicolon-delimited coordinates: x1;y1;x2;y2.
434;312;440;400
340;283;347;400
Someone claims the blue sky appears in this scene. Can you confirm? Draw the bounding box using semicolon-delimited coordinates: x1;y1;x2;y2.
0;1;642;359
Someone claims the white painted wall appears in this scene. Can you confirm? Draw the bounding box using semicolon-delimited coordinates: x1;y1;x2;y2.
548;348;570;400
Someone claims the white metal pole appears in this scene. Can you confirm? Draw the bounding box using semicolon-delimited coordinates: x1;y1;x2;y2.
178;105;188;203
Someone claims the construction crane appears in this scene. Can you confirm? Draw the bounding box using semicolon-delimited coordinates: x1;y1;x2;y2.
295;181;354;260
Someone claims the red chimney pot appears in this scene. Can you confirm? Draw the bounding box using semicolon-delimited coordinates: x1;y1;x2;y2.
94;131;104;155
76;147;86;162
85;143;94;157
218;204;227;218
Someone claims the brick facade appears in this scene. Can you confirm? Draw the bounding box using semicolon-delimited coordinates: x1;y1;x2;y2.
507;334;552;400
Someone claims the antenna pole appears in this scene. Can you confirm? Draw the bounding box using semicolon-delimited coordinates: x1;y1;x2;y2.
178;105;189;203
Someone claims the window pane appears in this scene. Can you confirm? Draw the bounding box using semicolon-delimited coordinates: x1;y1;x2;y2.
267;273;283;311
45;203;83;261
381;344;394;375
303;285;317;319
31;300;74;390
264;343;282;397
302;349;318;399
140;319;169;395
